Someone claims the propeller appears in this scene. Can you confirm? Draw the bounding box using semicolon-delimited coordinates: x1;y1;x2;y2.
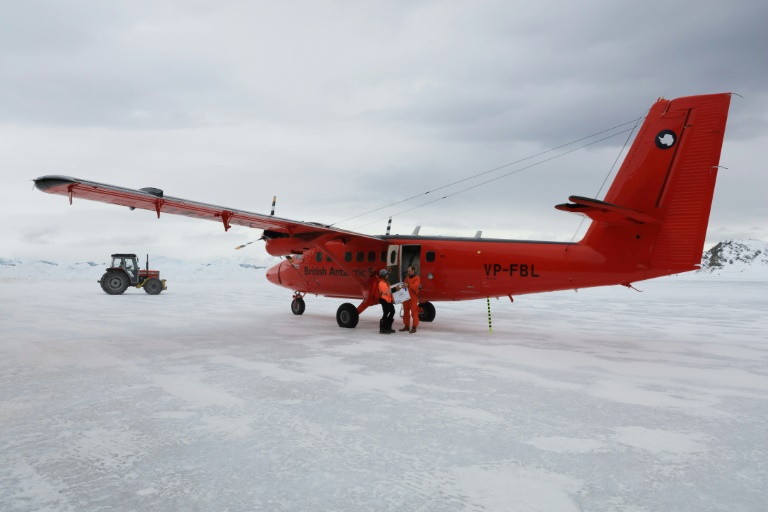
236;196;275;250
235;236;265;250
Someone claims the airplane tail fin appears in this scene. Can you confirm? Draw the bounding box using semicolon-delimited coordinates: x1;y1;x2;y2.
556;93;732;275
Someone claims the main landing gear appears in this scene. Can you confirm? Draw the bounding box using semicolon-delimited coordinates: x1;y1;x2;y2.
289;292;435;328
334;301;435;329
418;302;436;323
336;303;359;328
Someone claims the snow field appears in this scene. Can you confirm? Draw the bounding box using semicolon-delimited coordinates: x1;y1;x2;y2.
1;274;767;511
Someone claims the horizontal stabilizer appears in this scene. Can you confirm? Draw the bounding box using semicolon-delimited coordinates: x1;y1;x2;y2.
555;196;661;226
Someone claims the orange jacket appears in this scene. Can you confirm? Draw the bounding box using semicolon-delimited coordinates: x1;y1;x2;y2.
378;278;392;303
405;275;421;301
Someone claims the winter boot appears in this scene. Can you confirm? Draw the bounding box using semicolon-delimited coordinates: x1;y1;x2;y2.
379;320;390;334
399;325;410;332
409;326;417;334
387;319;396;333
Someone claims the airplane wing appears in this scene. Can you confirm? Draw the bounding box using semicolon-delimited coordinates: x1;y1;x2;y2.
33;175;384;254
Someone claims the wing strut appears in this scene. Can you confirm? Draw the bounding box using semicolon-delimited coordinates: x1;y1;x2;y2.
312;236;380;314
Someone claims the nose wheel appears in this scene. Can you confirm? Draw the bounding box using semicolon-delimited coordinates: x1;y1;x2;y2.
291;293;306;315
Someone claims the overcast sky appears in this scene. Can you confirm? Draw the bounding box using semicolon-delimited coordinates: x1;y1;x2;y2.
1;0;766;261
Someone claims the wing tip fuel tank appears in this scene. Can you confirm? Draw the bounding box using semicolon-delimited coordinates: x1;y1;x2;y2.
33;175;79;192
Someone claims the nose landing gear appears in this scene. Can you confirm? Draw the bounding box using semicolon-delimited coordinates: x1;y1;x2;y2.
291;292;306;315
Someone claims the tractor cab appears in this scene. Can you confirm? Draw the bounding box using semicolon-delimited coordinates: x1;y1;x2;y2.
110;254;140;283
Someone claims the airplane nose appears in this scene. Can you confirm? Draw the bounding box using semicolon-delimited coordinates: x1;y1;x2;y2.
266;262;281;285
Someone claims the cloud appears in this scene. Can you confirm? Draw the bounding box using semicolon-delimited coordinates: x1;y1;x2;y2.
2;0;766;260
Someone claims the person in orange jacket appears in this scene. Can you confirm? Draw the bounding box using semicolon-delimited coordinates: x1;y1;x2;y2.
377;268;396;334
400;265;421;333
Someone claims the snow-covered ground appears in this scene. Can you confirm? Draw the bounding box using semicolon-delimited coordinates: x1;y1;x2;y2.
1;271;767;511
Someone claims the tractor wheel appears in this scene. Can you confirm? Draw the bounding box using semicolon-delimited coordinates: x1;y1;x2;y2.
336;303;359;328
291;297;306;315
144;278;163;295
418;301;436;322
101;271;129;295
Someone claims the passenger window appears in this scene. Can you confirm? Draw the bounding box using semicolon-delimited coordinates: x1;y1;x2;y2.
315;252;322;263
367;251;375;262
380;251;386;262
389;250;397;265
344;252;352;262
426;251;435;262
326;254;332;262
356;251;364;262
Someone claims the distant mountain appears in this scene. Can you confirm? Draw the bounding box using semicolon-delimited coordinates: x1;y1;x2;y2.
697;240;768;279
3;240;767;280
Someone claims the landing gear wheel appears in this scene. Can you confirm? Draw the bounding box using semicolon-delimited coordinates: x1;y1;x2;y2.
336;303;359;328
144;278;163;295
101;271;129;295
418;301;436;322
291;297;306;315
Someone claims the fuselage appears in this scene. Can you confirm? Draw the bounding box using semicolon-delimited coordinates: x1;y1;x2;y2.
265;235;667;302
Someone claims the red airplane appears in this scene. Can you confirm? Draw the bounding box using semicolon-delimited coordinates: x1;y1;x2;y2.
34;93;732;328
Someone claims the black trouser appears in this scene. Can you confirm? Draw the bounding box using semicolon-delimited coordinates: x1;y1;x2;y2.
378;299;396;333
379;299;395;322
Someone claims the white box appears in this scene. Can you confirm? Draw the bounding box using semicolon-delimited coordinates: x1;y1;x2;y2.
391;283;410;304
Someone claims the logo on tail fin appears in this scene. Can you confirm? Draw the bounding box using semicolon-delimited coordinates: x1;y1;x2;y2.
655;130;677;149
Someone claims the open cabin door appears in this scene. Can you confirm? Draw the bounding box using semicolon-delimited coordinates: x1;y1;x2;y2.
386;245;400;284
387;245;421;284
387;244;422;284
400;245;422;282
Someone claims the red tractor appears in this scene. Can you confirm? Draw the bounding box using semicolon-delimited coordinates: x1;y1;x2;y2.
99;254;167;295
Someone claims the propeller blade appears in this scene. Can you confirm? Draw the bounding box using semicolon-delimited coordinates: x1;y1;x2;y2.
235;235;267;250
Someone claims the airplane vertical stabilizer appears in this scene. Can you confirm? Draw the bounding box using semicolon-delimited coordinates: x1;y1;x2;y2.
574;93;731;274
